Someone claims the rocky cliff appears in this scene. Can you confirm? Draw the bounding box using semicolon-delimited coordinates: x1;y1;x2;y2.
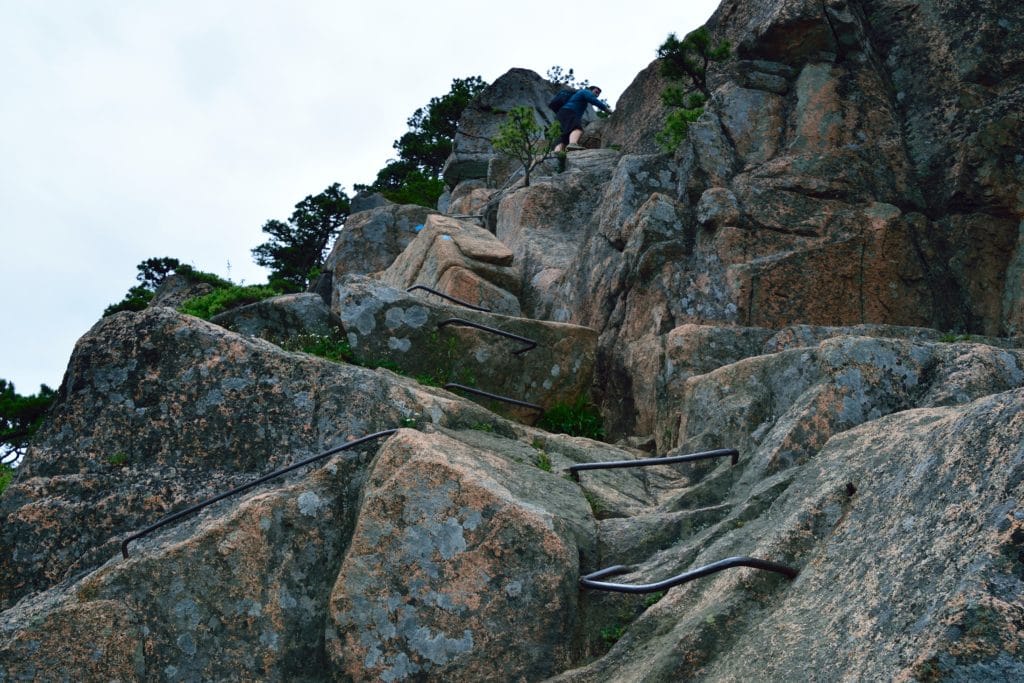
2;0;1023;680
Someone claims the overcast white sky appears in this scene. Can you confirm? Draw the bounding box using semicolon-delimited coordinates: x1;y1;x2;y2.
0;0;720;394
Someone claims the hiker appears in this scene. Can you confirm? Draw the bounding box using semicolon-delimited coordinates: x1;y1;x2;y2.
553;85;611;153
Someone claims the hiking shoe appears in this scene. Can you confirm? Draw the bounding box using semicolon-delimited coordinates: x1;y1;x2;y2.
566;143;585;151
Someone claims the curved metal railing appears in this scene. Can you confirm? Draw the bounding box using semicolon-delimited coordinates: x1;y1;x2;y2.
121;429;399;559
443;383;543;413
437;318;537;355
566;448;738;481
580;556;798;593
406;285;491;312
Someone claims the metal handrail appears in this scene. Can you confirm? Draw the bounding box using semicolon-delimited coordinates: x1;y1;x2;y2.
580;556;798;593
437;318;537;355
443;383;543;413
566;448;738;481
121;429;399;559
406;285;491;312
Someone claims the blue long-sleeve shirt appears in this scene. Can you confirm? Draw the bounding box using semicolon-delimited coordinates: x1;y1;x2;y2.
562;89;610;115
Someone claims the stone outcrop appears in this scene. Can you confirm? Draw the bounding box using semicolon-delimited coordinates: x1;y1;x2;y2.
211;292;343;345
4;0;1024;680
381;214;522;316
326;429;595;681
332;274;597;423
0;306;503;612
325;202;438;279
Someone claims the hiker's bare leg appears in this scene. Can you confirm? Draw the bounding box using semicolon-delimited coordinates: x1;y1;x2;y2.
569;129;583;144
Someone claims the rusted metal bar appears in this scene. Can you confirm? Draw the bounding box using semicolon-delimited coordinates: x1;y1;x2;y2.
580;556;798;593
443;383;543;413
406;285;491;312
566;448;738;481
120;429;399;559
437;318;537;355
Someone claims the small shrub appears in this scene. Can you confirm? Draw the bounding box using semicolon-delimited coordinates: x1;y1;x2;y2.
644;591;666;608
179;284;281;319
583;489;607;517
103;285;155;316
399;415;419;428
655;25;731;151
492;106;561;187
471;422;496;433
283;334;353;363
534;450;552;472
600;623;627;646
106;452;129;467
538;396;605;440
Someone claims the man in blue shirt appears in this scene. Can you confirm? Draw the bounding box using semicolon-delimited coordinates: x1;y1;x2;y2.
553;85;611;153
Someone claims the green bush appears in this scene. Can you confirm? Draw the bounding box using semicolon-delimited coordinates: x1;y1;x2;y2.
534;450;552;472
282;333;354;363
538;396;605;440
178;284;281;320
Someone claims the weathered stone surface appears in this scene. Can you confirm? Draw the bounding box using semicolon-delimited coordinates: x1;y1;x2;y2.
148;272;216;309
557;387;1024;681
326;429;595;681
332;274;597;423
325;203;438;279
380;214;522;316
2;453;372;681
505;149;631;327
599;59;672;156
0;306;502;610
211;292;342;345
6;2;1024;679
446;179;493;216
674;336;1024;477
350;191;393;213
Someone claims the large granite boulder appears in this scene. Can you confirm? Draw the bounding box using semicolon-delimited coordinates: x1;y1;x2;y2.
554;385;1024;681
326;429;595;681
211;292;343;346
325;203;438;279
0;306;501;610
381;214;522;316
332;275;597;423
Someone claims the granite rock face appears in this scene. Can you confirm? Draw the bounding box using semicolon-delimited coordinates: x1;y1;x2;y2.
332;274;597;423
325;202;438;279
326;429;595;681
4;0;1024;680
381;214;522;316
211;292;343;345
0;306;501;612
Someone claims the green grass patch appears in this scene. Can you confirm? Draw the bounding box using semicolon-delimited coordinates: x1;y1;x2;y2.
600;623;627;646
644;591;666;608
534;450;552;472
178;284;281;319
538;396;605;440
283;333;354;363
105;452;129;467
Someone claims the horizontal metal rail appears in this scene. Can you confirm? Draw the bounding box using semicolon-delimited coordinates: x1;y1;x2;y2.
437;317;537;355
121;429;399;559
443;383;543;413
566;448;738;481
406;285;491;312
581;556;798;593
